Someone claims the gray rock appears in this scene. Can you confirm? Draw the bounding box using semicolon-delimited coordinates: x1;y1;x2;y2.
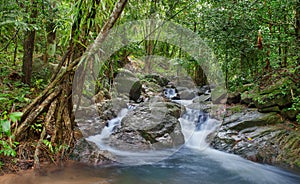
71;138;116;165
186;103;211;113
211;110;285;165
192;94;211;103
258;106;280;113
227;92;241;104
113;69;142;102
178;89;196;100
223;111;282;131
176;86;189;92
107;102;185;151
143;74;169;87
174;77;196;89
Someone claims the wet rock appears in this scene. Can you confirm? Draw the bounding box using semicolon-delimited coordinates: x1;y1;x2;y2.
114;69;142;102
97;98;128;120
143;74;169;87
258;106;280;113
129;80;142;102
178;89;196;100
71;138;116;165
163;87;180;100
186;103;211;113
227;92;241;104
75;98;129;137
199;85;211;94
107;102;185;151
174;77;196;89
210;109;300;167
222;111;282;131
192;94;211;103
281;108;300;120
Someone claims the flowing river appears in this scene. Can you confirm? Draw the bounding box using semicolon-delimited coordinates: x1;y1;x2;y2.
1;99;300;184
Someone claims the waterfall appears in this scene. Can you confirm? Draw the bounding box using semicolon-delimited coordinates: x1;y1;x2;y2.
87;108;128;149
173;99;221;151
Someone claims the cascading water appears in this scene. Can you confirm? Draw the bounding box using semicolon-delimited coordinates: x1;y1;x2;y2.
180;109;220;150
86;97;300;184
99;108;128;140
4;97;300;184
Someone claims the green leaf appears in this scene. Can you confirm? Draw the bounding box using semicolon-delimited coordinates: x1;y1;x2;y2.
1;120;11;133
0;97;7;101
9;112;23;123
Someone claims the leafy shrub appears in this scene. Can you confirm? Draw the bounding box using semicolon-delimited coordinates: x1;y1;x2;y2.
0;111;22;164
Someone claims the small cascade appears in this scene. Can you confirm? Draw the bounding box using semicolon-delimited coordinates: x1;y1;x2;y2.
163;88;178;99
178;106;221;151
101;108;128;139
87;108;128;149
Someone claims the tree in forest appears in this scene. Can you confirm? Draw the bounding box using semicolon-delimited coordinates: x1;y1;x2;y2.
12;0;128;169
21;0;37;85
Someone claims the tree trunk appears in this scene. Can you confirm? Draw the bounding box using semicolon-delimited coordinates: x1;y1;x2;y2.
43;2;57;63
22;0;37;85
144;0;157;73
295;0;300;64
14;0;128;169
193;64;208;86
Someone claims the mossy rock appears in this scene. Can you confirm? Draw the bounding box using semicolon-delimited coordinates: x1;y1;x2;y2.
276;130;300;169
229;112;283;131
226;104;245;114
227;92;241;104
129;80;142;102
240;77;298;110
240;87;260;105
254;77;297;109
254;92;293;109
238;83;255;93
258;106;280;113
260;77;296;95
281;108;300;120
143;74;169;87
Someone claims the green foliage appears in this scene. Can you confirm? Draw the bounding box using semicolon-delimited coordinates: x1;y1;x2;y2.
0;111;22;158
43;140;54;153
289;97;300;124
0;70;32;112
30;122;42;133
43;139;68;153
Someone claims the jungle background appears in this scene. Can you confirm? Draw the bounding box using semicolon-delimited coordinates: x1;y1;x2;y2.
0;0;299;172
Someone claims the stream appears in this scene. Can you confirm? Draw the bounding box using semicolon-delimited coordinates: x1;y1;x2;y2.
2;99;300;184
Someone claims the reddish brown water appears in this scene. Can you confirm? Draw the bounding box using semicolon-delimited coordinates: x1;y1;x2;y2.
0;163;110;184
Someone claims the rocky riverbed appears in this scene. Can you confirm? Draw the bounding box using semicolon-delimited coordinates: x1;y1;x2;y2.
71;69;300;170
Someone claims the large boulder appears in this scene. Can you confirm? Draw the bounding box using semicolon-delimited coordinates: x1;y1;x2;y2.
70;138;116;165
75;97;129;137
107;102;185;151
211;109;300;168
227;92;241;104
178;89;196;100
113;69;142;102
143;74;169;87
221;111;282;131
240;77;298;112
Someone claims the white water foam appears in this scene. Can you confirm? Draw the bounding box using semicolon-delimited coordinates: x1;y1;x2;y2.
178;104;299;184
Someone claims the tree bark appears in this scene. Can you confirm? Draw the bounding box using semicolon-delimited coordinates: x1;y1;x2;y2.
144;0;157;73
15;0;128;167
22;0;37;85
295;0;300;64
